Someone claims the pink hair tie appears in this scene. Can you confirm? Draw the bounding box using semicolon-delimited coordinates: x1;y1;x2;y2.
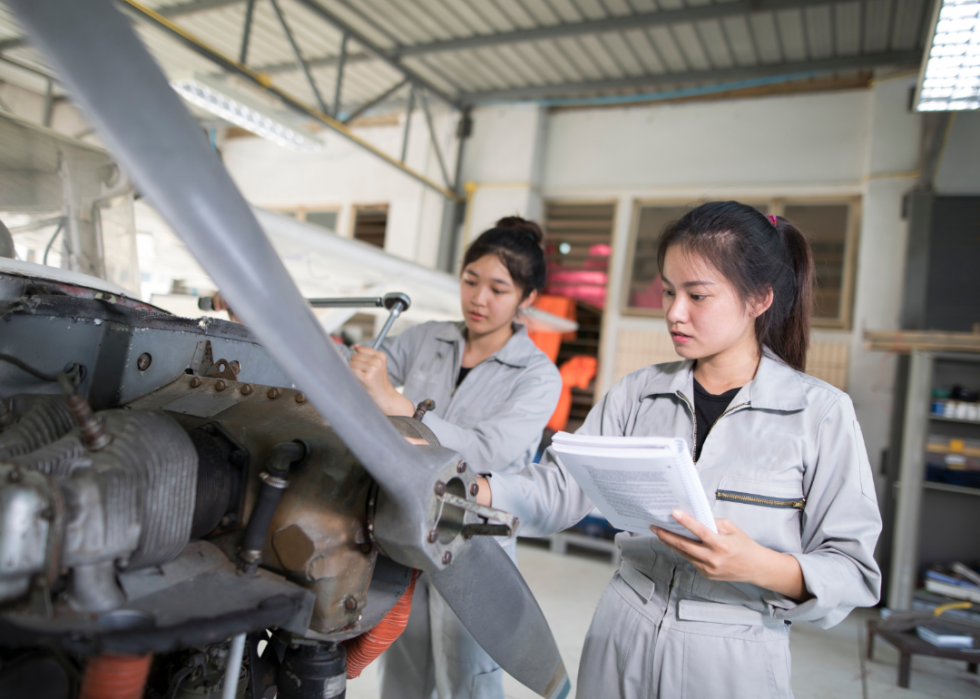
767;214;778;227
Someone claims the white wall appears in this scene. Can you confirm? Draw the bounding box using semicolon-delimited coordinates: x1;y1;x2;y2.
221;106;458;270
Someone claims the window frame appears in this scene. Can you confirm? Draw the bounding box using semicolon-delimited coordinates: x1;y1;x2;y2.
619;196;861;330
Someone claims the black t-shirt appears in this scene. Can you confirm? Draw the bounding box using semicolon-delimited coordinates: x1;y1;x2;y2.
456;366;472;388
693;378;742;462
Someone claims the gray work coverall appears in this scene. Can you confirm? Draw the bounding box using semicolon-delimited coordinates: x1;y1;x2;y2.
362;320;562;699
488;349;882;699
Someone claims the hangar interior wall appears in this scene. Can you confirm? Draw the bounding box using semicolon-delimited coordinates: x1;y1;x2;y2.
192;75;980;500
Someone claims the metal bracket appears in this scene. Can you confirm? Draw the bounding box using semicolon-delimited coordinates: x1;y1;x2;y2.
439;493;519;539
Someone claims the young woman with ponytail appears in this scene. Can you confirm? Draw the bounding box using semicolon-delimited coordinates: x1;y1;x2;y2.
475;201;882;698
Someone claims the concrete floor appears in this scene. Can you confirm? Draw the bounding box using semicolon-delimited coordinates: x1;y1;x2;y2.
347;541;980;698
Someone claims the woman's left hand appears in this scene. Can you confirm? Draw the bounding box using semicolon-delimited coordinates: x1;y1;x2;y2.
652;511;810;600
350;345;414;417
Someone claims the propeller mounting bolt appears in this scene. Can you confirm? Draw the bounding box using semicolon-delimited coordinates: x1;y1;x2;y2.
215;380;227;391
434;481;446;496
295;392;306;404
442;552;452;565
344;596;358;610
241;384;253;395
427;529;439;543
470;483;479;497
137;353;152;371
457;462;467;473
190;377;202;388
267;388;281;399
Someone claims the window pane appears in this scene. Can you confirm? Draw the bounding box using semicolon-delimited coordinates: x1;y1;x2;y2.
626;206;688;311
306;210;338;232
783;204;850;320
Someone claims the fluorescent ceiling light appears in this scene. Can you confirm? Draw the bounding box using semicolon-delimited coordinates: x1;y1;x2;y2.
170;73;324;151
915;0;980;111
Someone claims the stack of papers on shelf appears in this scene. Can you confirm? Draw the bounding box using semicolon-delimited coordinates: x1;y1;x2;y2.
916;622;975;648
551;432;716;541
924;563;980;604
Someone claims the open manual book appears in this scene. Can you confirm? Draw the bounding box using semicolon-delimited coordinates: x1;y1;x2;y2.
551;432;717;541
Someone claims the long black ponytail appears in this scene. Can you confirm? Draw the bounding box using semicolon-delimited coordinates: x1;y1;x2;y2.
656;201;814;371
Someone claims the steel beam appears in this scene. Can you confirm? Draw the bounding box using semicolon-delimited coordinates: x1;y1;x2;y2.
333;32;348;117
417;88;450;190
343;77;408;123
394;0;902;57
459;51;923;103
238;0;255;65
158;0;242;17
269;0;329;114
255;52;370;76
400;85;414;163
0;38;28;52
289;0;459;107
42;78;54;126
119;0;462;201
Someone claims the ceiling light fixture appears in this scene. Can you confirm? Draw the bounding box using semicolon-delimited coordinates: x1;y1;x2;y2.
170;73;324;151
915;0;980;111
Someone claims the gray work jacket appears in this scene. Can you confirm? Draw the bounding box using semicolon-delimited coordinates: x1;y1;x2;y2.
490;349;882;629
373;320;561;475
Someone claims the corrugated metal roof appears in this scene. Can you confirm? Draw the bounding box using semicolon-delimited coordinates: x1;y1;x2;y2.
0;0;930;115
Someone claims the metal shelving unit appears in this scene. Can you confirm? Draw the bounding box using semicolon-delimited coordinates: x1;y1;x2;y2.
887;351;980;610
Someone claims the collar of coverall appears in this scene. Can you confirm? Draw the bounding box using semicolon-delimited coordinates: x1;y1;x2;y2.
435;321;535;369
639;346;809;413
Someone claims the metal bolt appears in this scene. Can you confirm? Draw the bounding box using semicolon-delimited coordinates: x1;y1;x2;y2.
427;529;439;544
230;360;241;374
470;483;479;497
190;377;202;388
7;468;21;483
201;423;215;434
434;481;446;496
241;384;253;395
215;380;227;391
295;392;306;404
360;543;373;554
267;387;280;399
136;353;152;371
344;596;358;611
457;461;467;474
442;551;452;565
220;514;236;527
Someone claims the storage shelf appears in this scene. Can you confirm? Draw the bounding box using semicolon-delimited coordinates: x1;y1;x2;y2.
923;481;980;497
930;414;980;425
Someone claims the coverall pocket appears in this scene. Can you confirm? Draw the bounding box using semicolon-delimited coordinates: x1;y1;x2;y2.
713;477;804;554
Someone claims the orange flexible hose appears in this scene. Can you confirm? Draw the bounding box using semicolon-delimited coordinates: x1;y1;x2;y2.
344;570;419;679
79;653;152;699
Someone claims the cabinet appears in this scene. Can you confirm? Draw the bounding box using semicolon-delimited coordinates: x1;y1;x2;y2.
887;351;980;610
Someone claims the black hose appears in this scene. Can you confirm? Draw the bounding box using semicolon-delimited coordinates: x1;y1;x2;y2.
239;441;305;571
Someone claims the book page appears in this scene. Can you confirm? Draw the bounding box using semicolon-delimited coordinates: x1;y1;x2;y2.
552;444;717;541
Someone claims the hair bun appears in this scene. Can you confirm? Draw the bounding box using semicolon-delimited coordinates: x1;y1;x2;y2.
495;216;544;245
